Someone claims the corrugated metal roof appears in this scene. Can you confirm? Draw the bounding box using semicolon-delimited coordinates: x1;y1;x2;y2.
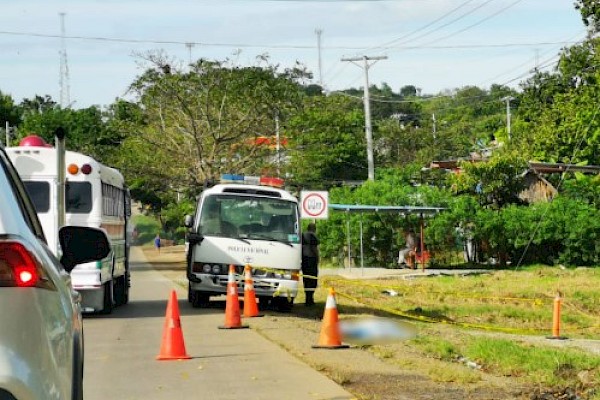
330;204;445;214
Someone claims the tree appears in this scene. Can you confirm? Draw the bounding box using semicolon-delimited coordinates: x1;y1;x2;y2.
399;85;418;97
0;91;22;130
575;0;600;33
450;152;527;209
120;54;306;195
516;38;600;165
19;102;122;162
20;95;57;115
285;94;367;187
376;118;428;167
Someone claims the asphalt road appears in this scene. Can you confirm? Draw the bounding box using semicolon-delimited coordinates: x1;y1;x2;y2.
83;247;355;400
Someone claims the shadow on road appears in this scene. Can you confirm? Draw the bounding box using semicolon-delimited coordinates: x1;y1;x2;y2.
83;298;228;319
130;261;185;270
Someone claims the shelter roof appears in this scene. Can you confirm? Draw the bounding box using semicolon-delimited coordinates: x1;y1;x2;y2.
528;162;600;175
429;159;600;175
330;204;445;215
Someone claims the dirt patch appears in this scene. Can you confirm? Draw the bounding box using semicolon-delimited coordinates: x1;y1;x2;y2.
139;246;583;400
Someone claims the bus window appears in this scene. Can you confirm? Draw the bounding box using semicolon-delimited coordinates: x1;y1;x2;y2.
23;181;51;213
66;182;93;213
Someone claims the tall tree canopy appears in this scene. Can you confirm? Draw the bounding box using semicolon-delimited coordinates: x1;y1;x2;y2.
516;37;600;165
575;0;600;33
114;54;308;209
0;91;22;130
285;94;366;187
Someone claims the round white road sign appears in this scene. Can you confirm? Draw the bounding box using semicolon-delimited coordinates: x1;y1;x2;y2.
300;191;329;219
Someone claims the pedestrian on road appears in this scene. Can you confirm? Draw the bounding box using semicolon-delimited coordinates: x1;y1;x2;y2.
154;233;161;254
131;226;139;244
301;222;319;306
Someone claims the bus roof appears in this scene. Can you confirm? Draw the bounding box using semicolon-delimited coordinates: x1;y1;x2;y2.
6;146;124;187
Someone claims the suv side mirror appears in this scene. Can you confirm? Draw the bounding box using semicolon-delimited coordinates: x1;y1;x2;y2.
184;214;194;228
59;226;111;273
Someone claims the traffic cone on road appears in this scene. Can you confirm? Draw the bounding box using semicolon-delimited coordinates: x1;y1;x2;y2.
156;290;191;360
312;287;349;349
243;265;263;318
219;265;249;329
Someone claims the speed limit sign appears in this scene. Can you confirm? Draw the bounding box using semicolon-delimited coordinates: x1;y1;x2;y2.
300;191;329;219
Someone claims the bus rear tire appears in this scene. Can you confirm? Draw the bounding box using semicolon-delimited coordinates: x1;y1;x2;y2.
114;276;128;306
101;282;113;314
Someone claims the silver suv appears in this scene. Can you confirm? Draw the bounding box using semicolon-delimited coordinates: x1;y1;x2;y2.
0;145;110;400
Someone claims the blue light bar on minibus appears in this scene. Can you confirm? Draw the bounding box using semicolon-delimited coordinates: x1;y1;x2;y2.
220;174;284;188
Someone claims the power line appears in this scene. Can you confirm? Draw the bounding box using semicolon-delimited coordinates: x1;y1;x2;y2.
369;0;494;51
415;0;526;48
0;29;579;52
364;0;476;53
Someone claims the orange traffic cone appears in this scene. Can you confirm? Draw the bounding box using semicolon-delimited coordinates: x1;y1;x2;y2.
219;265;249;329
243;265;263;318
156;290;191;360
547;291;567;340
312;287;349;349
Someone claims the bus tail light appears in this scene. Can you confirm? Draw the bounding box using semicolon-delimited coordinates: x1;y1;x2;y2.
81;164;93;175
291;271;300;281
67;164;79;175
0;241;45;288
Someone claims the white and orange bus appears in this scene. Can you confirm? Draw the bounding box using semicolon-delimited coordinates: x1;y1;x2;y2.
7;135;131;314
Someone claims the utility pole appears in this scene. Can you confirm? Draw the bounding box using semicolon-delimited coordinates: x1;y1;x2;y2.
57;13;68;254
501;96;514;141
315;29;323;87
432;113;437;141
275;111;281;177
59;12;70;108
185;42;194;65
4;121;10;146
341;55;387;181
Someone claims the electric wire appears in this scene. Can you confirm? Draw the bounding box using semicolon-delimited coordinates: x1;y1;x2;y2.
0;30;579;52
377;0;497;50
363;0;476;54
477;31;587;87
415;0;526;48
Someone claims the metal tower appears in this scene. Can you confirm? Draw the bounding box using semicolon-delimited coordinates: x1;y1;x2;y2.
59;12;70;108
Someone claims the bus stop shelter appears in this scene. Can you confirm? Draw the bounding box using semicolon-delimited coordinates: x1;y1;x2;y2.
329;204;446;272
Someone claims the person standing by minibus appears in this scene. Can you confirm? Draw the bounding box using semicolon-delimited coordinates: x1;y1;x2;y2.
301;222;319;306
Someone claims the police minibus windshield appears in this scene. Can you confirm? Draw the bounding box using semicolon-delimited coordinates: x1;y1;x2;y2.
199;194;299;243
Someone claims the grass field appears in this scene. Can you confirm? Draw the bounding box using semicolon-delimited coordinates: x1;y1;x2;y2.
319;267;600;397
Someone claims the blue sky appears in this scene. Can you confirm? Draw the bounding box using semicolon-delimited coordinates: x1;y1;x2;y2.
0;0;585;109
